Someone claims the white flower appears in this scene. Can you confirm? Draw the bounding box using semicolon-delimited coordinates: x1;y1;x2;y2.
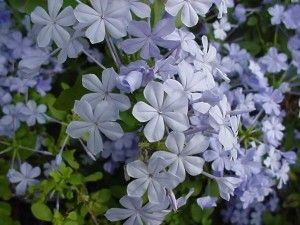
126;156;181;203
74;0;129;44
31;0;76;47
66;100;123;156
208;96;239;150
7;163;41;195
81;68;131;112
122;0;151;19
132;81;189;142
165;0;213;27
153;131;209;181
163;60;213;100
213;17;231;40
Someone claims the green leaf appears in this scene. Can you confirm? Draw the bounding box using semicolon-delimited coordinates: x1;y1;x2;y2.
0;202;11;216
247;16;258;26
119;110;141;132
63;150;80;169
54;74;87;111
31;202;53;222
151;0;165;27
84;172;103;182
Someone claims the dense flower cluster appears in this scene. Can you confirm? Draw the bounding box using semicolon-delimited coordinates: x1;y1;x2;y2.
1;0;300;225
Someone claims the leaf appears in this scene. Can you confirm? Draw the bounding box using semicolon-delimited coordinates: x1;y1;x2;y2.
31;202;53;222
151;0;165;27
84;172;103;182
119;110;141;132
63;150;80;169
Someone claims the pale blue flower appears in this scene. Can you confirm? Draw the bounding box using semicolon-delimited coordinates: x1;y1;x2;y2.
7;162;41;195
197;196;217;209
268;5;285;25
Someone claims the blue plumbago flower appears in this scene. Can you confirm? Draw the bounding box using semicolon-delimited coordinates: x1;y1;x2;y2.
126;156;181;203
5;31;33;59
105;195;170;225
262;116;284;147
168;188;194;211
74;0;129;44
121;18;175;59
213;0;234;18
22;100;47;126
213;16;231;40
1;103;27;132
81;68;131;112
122;0;151;19
118;60;154;93
7;162;41;195
132;81;189;142
163;28;200;57
234;4;246;23
254;88;283;116
259;47;288;73
197;196;217;209
66;100;124;156
165;0;213;27
31;0;76;47
7;77;37;94
203;139;232;173
35;77;52;96
214;175;241;201
0;87;11;106
283;4;300;30
268;4;285;25
153;131;209;181
102;133;139;173
163;60;214;99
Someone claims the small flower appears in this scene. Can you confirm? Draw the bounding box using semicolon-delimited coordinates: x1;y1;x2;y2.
213;17;231;40
153;131;209;181
22;100;47;126
197;196;217;209
262;116;284;147
165;0;213;27
81;68;131;112
31;0;76;47
66;100;124;156
105;195;169;225
132;81;189;142
121;18;175;59
7;162;41;195
268;5;285;25
126;156;181;203
260;47;288;73
74;0;129;44
214;176;241;201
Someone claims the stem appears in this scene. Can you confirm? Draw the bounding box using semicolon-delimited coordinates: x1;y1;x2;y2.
82;48;106;70
89;209;100;225
45;115;68;126
202;171;215;180
274;25;279;46
0;147;12;155
105;36;121;67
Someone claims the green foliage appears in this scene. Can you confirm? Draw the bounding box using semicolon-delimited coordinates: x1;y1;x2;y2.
31;202;53;222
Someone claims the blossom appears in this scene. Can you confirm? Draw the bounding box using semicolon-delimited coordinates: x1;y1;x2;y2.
126;156;181;203
66;100;124;156
203;139;232;172
163;60;214;99
121;18;175;59
197;196;217;209
262;116;284;147
31;0;76;47
22;100;47;126
260;47;288;73
7;162;41;195
105;196;169;224
153;131;209;181
122;0;151;18
214;176;241;201
81;68;131;112
74;0;129;44
268;5;285;25
165;0;213;27
213;16;231;40
132;81;189;142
